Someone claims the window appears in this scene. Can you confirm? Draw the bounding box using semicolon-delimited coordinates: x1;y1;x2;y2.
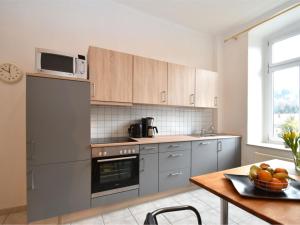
268;32;300;142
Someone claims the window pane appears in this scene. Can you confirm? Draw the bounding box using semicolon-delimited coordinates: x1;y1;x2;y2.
272;34;300;64
273;66;299;138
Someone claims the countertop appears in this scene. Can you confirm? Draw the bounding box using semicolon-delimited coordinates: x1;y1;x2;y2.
90;134;241;148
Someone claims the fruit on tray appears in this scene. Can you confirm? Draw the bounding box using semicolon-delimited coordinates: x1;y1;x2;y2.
248;163;291;192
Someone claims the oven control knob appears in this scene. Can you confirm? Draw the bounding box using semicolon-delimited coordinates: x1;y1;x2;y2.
120;150;123;155
98;152;102;157
103;151;107;156
132;149;135;153
128;149;131;154
124;149;127;154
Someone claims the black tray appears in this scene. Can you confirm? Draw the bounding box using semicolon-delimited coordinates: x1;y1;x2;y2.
224;174;300;200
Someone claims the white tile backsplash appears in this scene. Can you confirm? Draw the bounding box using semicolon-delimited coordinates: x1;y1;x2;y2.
91;105;213;138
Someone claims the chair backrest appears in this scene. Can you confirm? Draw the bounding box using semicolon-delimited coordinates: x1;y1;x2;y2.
144;205;202;225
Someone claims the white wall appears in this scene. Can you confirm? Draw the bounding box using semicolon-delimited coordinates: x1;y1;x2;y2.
0;0;216;210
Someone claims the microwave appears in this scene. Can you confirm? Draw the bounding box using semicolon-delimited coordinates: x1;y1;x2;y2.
35;48;87;79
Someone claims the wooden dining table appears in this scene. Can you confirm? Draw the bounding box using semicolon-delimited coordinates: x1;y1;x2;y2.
190;159;300;225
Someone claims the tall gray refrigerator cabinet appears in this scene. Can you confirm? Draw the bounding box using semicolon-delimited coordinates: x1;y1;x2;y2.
26;75;91;222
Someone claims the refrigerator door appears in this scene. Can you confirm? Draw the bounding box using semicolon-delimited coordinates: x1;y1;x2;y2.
27;76;90;165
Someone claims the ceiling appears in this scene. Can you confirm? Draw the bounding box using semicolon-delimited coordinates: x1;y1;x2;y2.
112;0;290;34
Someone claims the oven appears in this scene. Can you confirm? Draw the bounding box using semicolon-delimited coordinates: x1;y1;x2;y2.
91;145;139;198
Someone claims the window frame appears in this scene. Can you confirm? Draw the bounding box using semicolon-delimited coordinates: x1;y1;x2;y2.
266;30;300;144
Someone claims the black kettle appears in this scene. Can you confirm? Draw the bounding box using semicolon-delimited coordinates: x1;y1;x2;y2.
128;123;143;138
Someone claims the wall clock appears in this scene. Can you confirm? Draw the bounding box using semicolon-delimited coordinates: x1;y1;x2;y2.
0;63;24;83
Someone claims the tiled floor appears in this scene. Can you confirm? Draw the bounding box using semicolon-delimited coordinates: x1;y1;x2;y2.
0;188;270;225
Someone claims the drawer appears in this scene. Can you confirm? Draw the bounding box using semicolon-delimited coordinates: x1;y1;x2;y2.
140;144;159;155
159;142;191;153
91;189;138;208
159;168;190;192
159;149;191;172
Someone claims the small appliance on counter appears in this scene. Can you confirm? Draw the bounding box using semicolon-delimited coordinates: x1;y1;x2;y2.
142;117;158;138
128;123;143;138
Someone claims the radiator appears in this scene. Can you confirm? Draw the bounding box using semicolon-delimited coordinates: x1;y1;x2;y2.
254;152;293;163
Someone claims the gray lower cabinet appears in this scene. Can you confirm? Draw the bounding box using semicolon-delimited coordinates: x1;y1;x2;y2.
91;189;138;208
139;145;159;196
27;160;91;222
217;138;241;171
191;140;218;176
158;142;191;192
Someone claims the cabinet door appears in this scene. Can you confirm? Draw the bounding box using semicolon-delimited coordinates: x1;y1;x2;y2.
168;63;195;106
217;138;239;171
133;56;168;105
27;160;90;222
195;69;218;108
88;47;133;103
191;140;217;176
27;76;90;165
139;153;159;196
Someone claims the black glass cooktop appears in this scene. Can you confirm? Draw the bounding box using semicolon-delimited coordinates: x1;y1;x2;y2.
91;137;137;144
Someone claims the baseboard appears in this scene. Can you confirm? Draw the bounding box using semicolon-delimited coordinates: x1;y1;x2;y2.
0;205;27;216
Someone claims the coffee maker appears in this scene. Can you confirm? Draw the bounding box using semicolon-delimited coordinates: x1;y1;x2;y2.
142;117;158;137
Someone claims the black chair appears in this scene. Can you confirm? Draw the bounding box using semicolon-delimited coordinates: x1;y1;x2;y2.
144;205;202;225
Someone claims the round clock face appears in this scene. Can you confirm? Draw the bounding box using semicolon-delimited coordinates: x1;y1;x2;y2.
0;63;24;83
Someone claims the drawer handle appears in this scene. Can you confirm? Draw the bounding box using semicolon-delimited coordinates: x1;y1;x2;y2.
168;172;183;176
168;153;183;158
142;147;156;150
168;145;180;148
199;142;211;145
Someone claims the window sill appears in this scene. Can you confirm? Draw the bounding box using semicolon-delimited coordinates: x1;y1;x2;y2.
247;142;291;152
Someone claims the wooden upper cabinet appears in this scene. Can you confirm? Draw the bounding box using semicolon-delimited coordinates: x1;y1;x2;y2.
133;56;168;105
195;69;218;108
88;47;133;104
167;63;196;107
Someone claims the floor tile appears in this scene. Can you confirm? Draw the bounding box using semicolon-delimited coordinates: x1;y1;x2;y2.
133;211;170;225
190;189;220;209
200;209;236;225
151;197;180;208
172;215;199;225
102;208;138;225
228;204;252;223
238;215;270;225
3;211;27;224
0;215;8;224
129;201;157;215
71;215;103;225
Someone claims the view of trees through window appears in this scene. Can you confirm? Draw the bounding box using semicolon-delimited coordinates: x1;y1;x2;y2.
271;34;300;139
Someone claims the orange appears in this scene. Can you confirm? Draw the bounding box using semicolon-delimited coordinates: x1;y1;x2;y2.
257;170;273;182
268;178;284;191
279;178;288;188
274;168;288;175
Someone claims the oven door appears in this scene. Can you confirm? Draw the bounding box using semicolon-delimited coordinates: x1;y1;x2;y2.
92;154;139;197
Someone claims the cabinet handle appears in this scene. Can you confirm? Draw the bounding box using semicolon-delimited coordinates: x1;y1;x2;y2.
168;144;180;148
161;91;167;103
199;142;211;145
217;141;222;152
91;82;96;97
214;96;218;107
168;153;183;158
29;170;35;190
142;147;156;150
168;171;183;176
190;94;195;105
140;158;145;172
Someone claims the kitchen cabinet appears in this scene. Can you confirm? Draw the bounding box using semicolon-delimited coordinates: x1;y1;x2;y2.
27;76;90;165
191;140;218;176
158;142;191;192
27;160;90;222
139;145;159;196
195;69;218;108
217;138;241;171
168;63;196;106
88;47;133;104
133;56;168;105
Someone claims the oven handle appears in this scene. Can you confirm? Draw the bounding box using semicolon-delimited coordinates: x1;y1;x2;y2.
97;155;137;163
